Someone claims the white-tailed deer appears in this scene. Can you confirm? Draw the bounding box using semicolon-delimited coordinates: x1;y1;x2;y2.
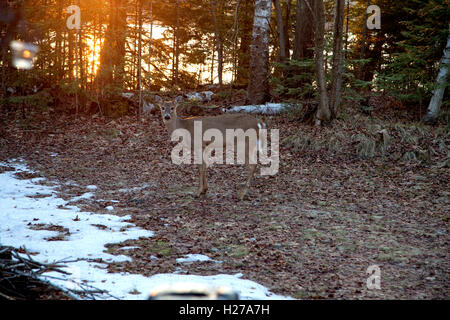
156;95;265;200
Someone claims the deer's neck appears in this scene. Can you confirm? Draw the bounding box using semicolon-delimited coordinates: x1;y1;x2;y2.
166;116;189;135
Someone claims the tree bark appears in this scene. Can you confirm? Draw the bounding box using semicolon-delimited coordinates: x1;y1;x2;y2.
247;0;272;105
236;0;254;86
424;24;450;123
148;0;153;89
97;0;127;89
210;0;223;89
283;0;291;59
293;0;314;60
137;0;143;116
210;41;215;84
231;0;241;83
55;0;63;81
345;0;350;55
358;0;370;80
174;0;180;87
68;30;74;81
314;0;331;124
273;0;287;62
330;0;346;117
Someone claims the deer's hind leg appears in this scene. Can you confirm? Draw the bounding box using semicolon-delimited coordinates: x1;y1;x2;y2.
240;163;257;200
239;141;259;200
196;163;208;197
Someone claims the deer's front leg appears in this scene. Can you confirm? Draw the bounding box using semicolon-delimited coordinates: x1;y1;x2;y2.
202;163;208;194
196;164;207;197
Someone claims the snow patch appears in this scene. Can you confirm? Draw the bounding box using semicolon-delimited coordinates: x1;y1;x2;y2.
120;246;139;251
121;92;134;99
224;103;289;115
185;91;214;102
142;100;155;114
0;160;291;300
70;192;94;202
176;254;221;264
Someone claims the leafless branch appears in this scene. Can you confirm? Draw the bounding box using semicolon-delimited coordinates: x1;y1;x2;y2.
0;246;119;300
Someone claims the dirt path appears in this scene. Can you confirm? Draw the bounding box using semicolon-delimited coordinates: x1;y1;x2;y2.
1;112;448;299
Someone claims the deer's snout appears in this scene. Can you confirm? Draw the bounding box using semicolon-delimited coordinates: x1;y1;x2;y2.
164;114;171;120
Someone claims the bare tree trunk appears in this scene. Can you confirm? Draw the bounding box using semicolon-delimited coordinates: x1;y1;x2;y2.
273;0;287;62
247;0;272;105
63;31;67;80
174;0;180;87
210;0;223;89
344;0;350;55
132;0;138;85
91;21;96;90
210;41;215;84
330;0;346;117
148;0;153;89
424;24;450;123
137;0;143;117
236;0;254;86
172;29;176;85
293;0;314;60
314;0;331;125
283;0;291;59
79;30;85;91
358;0;370;80
68;30;74;81
55;0;63;81
115;3;127;87
231;0;241;83
97;0;127;89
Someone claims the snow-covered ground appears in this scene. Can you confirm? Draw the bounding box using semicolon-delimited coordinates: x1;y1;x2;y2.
0;159;291;300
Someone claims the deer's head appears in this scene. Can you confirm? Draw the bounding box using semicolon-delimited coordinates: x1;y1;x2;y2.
155;95;183;124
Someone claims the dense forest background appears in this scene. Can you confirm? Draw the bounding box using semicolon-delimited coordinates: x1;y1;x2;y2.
1;0;448;121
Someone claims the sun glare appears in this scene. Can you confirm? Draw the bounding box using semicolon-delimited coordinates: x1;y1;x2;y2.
81;22;232;86
85;35;103;76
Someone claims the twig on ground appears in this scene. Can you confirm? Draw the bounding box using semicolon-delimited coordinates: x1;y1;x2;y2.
1;246;119;300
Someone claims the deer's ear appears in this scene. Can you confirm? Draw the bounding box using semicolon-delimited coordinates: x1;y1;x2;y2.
174;95;183;105
154;95;163;105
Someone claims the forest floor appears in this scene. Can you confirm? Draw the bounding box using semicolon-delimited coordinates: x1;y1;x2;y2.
0;100;448;299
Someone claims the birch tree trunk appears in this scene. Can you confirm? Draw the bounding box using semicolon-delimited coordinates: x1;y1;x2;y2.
424;24;450;123
314;0;331;125
247;0;272;105
330;0;346;117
